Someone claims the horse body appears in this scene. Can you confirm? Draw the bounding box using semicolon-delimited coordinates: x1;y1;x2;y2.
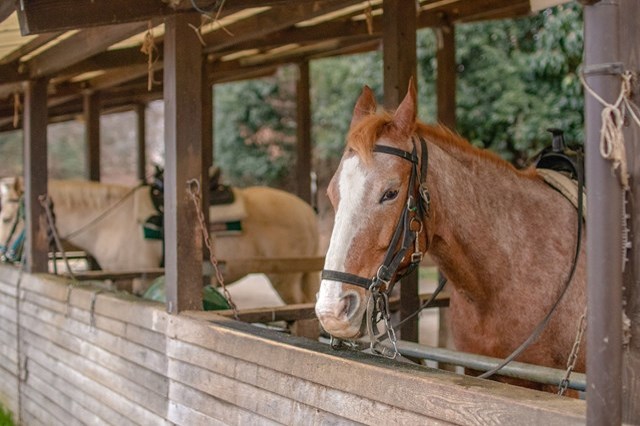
0;179;319;305
315;82;585;383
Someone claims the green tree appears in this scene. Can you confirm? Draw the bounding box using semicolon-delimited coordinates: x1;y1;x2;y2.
214;66;298;189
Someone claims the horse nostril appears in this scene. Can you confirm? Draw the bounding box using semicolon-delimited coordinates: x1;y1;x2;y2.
339;292;359;319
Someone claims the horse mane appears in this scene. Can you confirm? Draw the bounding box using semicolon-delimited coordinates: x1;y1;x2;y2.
49;180;132;210
347;112;537;179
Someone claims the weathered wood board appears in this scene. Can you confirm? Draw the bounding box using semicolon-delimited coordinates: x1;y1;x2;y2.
0;264;587;425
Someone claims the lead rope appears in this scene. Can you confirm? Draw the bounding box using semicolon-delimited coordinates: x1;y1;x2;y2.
186;179;239;320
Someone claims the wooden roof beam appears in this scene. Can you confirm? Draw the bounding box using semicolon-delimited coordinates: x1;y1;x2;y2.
26;20;153;78
201;0;366;53
15;0;320;35
0;2;14;24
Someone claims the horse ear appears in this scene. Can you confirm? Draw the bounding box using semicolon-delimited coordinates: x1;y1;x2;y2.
350;85;377;130
393;77;417;138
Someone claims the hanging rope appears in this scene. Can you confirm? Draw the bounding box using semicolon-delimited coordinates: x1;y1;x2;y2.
140;21;161;91
364;1;374;35
190;0;233;38
580;70;640;189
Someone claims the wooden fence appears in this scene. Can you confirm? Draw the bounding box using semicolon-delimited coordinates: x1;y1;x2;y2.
0;264;587;425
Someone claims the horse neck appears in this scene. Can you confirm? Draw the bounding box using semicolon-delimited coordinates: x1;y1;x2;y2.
423;136;543;303
48;181;131;246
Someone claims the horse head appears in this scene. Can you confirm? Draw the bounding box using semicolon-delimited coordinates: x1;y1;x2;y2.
316;79;432;339
0;177;25;260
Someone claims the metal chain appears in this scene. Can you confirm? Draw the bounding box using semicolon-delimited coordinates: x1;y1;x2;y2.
186;179;239;319
39;194;77;280
558;307;587;396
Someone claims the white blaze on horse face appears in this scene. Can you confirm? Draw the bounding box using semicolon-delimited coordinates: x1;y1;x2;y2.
317;155;369;320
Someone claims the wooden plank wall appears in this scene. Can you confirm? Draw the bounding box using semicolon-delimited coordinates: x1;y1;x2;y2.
0;265;587;425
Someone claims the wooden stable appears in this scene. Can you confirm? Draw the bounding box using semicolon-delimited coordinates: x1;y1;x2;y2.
0;264;586;425
0;0;639;425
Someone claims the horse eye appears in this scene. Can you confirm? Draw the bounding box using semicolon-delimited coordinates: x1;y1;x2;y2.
379;189;399;204
2;217;11;224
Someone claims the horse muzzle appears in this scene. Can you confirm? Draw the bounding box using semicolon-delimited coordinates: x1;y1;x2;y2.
315;290;366;339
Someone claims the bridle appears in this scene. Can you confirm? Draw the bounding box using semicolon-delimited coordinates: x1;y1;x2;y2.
0;196;25;263
322;137;431;293
321;136;436;358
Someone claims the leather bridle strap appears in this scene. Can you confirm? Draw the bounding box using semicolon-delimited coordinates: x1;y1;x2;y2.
321;137;429;291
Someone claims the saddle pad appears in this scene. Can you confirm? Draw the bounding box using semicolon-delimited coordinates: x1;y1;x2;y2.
209;188;247;223
537;168;587;219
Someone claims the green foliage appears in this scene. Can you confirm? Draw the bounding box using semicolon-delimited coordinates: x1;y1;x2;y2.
214;66;298;188
0;131;21;176
0;404;14;426
453;4;584;165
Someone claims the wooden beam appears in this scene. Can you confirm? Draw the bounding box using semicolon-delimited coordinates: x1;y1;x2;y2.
23;78;49;273
135;103;147;181
436;24;456;130
15;0;320;34
296;61;312;204
83;92;101;181
620;0;640;421
26;21;150;78
382;0;418;342
0;2;14;23
0;32;63;65
201;61;213;287
163;12;203;313
202;0;365;53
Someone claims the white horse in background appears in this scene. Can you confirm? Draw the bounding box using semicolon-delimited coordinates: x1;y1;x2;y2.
0;177;320;304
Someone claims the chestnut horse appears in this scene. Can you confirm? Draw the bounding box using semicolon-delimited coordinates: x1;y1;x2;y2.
315;82;586;390
0;177;319;304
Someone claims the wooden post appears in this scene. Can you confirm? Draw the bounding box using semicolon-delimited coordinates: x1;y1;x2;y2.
583;1;623;423
436;23;456;356
619;0;640;422
382;0;418;342
201;63;213;286
83;91;101;181
135;103;146;181
23;79;49;273
164;12;203;313
436;24;456;130
296;61;312;204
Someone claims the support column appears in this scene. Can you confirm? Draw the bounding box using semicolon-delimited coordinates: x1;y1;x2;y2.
164;12;203;313
436;22;456;356
436;24;456;130
136;103;146;181
83;91;101;181
296;61;312;204
382;0;418;341
23;79;49;273
584;1;622;424
201;64;213;285
618;0;640;422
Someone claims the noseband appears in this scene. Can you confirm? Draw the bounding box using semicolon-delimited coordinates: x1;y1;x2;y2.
321;137;430;294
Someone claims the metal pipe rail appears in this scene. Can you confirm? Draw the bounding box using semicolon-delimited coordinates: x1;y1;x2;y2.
322;338;586;392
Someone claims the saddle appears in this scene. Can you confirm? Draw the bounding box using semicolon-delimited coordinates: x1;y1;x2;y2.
534;128;586;218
